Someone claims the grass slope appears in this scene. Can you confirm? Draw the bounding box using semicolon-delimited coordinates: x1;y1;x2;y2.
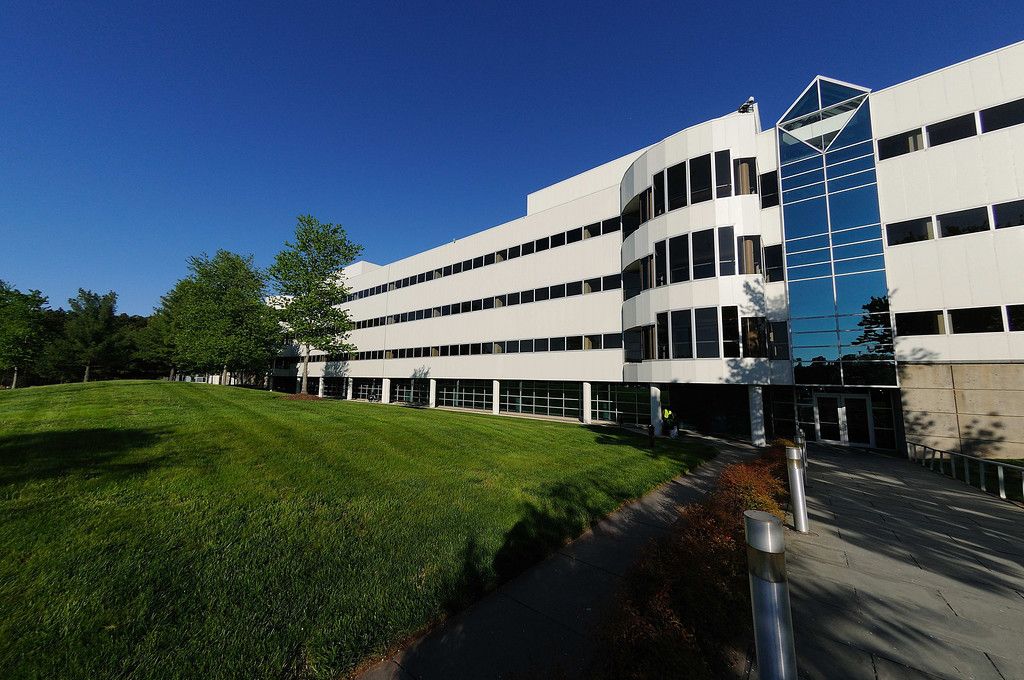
0;381;712;679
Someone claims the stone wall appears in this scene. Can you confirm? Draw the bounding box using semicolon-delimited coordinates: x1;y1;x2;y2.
900;363;1024;459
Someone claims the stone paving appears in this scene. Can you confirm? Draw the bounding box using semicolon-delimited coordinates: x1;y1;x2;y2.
784;445;1024;680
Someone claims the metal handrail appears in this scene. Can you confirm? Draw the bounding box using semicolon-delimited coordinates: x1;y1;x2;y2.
907;441;1024;501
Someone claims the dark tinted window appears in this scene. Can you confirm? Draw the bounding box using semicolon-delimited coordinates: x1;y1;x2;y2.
690;154;712;203
535;237;549;252
508;245;521;259
694;307;719;358
549;283;565;299
926;114;977;147
566;280;582;296
534;286;549;301
718;226;735;276
1008;305;1024;332
566;335;583;351
452;261;463;274
671;309;693;358
603;333;623;349
979;97;1024;133
506;340;519;353
714;150;732;198
764;244;784;282
734;157;757;195
483;297;494;310
535;338;549;351
653;170;666;217
521;241;535;255
692;229;716;279
550;232;565;248
484;253;495;266
471;257;483;269
669;234;689;283
520;339;533;352
667;161;687;211
586;335;602;350
602;274;622;290
721;306;740;357
937;207;989;238
550;337;566;352
993;199;1024;229
877;129;924;160
654;240;667;286
443;265;452;276
566;227;582;243
507;291;520;305
584;277;601;293
656;312;670;359
521;289;534;303
949;306;1003;334
759;170;779;208
895;311;945;336
602;217;621;234
886;217;933;245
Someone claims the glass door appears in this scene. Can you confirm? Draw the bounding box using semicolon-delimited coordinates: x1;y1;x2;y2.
814;393;874;447
815;396;843;443
844;397;872;446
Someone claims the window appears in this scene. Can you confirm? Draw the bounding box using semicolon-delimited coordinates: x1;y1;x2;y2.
695;307;720;358
566;335;583;351
603;333;623;349
734;157;757;195
692;229;716;279
714;150;732;198
471;299;482;311
535;237;549;252
483;297;494;310
508;244;521;259
602;217;621;234
585;335;602;350
886;217;933;245
877;129;924;160
583;223;600;239
760;170;779;208
671;309;693;358
654;240;667;286
522;241;535;255
738;235;762;275
653;170;666;217
521;289;534;303
667;161;687;210
520;339;533;352
622;195;641;238
895;311;945;336
462;260;472;271
690;154;712;203
566;280;582;296
993;199;1024;229
742;317;768;357
442;264;452;276
937;207;989;238
493;295;504;308
584;277;601;293
641;326;656;360
669;234;689;283
550;232;566;248
602;274;622;290
926;114;976;147
549;283;565;299
495;249;506;263
484;252;495;266
948;306;1003;334
506;340;519;353
764;244;784;282
721;306;740;357
980;97;1024;133
769;321;789;359
452;261;463;274
535;338;549;351
507;291;520;305
534;286;549;301
623;260;643;301
550;337;566;352
656;312;670;359
1008;305;1024;332
566;227;582;243
624;328;643;362
718;226;735;276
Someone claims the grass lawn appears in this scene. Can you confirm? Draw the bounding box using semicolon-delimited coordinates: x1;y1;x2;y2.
0;381;713;679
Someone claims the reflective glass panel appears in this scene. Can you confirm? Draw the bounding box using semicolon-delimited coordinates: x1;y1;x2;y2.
783;196;828;239
834;271;888;316
786;234;831;252
782;85;821;122
828;185;880;230
820;80;865;108
787;248;831;267
781;156;824;178
828;170;876;192
832;240;883;260
826;101;872;149
788;263;833;280
831;225;882;246
788;278;835;317
779;131;819;164
782;168;825;191
833;255;884;274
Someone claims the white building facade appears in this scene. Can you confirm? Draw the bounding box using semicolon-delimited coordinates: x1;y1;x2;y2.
273;41;1024;457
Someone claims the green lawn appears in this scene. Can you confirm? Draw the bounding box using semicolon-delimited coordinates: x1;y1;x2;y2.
0;381;713;679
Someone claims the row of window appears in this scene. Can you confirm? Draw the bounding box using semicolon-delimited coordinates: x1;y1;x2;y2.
625;307;789;362
622;150;767;239
274;332;626;366
625;228;784;301
885;198;1024;246
896;305;1024;336
352;273;622;329
877;96;1024;160
345;216;622;301
500;380;584;419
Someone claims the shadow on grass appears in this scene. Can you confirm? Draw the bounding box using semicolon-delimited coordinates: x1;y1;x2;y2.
0;428;172;487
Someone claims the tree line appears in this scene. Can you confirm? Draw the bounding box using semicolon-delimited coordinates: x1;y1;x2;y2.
1;215;361;391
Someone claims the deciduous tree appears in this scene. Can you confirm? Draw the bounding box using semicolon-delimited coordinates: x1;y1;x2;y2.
63;289;121;382
0;281;48;388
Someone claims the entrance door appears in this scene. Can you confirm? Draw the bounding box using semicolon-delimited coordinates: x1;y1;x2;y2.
814;394;874;447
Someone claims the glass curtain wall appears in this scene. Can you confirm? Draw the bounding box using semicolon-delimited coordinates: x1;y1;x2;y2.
777;79;896;387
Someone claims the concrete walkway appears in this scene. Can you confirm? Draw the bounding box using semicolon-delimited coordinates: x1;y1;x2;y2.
360;437;757;680
785;445;1024;680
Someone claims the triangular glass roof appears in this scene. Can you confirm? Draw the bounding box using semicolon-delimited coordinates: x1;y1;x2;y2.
827;99;872;150
779;77;870;125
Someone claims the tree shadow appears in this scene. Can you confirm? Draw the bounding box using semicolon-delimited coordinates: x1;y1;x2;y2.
0;428;172;487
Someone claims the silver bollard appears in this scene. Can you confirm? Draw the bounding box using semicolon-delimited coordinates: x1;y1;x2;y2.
794;430;808;482
744;510;798;680
786;446;809;533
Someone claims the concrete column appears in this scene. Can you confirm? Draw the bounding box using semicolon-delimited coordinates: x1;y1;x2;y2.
582;381;592;424
749;385;767;446
345;378;353;400
650;385;663;436
381;378;391;404
317;377;325;398
429;379;437;408
492;380;500;415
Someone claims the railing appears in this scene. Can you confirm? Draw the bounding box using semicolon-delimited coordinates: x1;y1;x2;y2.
907;442;1024;502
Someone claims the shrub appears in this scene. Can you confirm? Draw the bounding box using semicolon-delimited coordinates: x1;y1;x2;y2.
588;448;788;678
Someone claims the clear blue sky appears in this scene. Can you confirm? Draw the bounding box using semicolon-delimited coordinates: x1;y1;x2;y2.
2;1;1021;315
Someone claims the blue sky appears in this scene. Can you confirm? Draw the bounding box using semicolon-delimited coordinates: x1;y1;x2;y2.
2;1;1022;315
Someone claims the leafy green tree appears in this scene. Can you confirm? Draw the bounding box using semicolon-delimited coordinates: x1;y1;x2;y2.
64;289;122;382
132;306;177;379
268;215;362;394
0;281;49;388
169;250;281;382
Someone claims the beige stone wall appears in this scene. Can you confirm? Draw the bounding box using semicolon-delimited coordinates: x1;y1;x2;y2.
900;363;1024;459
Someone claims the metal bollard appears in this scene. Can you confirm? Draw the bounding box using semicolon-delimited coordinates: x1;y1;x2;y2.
786;446;809;533
744;510;798;680
794;431;808;484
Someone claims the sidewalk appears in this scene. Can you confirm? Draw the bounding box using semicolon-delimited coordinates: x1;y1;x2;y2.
359;437;757;680
784;445;1024;680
